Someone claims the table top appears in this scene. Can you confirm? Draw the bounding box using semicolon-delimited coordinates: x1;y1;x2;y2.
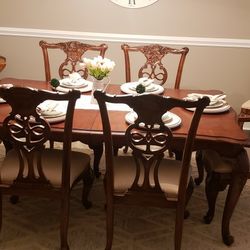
0;77;248;152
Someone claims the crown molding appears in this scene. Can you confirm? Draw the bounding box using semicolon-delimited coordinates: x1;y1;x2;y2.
1;27;250;48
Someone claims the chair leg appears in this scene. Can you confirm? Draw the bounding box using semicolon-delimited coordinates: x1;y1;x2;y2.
175;204;185;250
123;145;128;153
0;190;2;231
113;147;119;156
105;198;114;250
10;195;19;204
49;139;54;149
82;167;94;209
194;150;204;185
89;143;103;178
60;193;70;250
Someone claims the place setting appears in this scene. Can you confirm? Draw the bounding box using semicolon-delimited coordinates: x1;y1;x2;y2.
120;77;164;95
184;93;230;113
125;110;182;129
37;100;67;123
51;72;93;93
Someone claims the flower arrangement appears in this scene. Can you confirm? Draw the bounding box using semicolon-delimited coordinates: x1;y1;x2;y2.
82;56;115;80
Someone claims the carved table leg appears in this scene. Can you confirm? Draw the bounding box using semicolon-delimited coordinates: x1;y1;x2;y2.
204;171;229;224
89;143;103;178
221;148;249;246
195;150;204;185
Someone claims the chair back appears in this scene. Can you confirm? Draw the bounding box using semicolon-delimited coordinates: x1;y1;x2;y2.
94;90;209;198
0;85;80;190
0;56;6;72
121;44;189;88
39;40;108;82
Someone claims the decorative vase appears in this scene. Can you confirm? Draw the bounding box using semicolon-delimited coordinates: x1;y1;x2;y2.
90;77;109;104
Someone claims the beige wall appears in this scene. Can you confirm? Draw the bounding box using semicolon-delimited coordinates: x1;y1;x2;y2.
0;0;250;112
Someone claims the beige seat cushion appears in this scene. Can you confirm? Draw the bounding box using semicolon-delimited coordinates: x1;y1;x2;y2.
203;150;235;174
241;100;250;114
113;156;191;201
0;148;90;188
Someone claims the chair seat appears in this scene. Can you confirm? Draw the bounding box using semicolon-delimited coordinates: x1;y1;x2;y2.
0;148;90;188
203;150;235;174
241;100;250;115
113;156;191;201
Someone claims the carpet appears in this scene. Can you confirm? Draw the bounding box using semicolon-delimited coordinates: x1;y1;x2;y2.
0;142;250;250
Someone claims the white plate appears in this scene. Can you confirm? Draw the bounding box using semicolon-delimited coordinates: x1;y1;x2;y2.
125;111;181;129
53;81;93;93
206;100;226;109
184;97;226;109
37;101;67;118
0;98;6;104
129;84;158;92
186;103;231;113
120;82;164;95
59;78;88;88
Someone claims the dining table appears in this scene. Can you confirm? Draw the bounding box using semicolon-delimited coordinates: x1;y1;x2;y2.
0;77;249;246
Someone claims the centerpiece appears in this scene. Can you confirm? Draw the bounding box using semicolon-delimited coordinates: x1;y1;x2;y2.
82;56;115;103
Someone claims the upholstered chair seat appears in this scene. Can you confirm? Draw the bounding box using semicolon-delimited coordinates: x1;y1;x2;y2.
202;150;235;174
241;100;250;115
113;156;192;201
0;149;90;188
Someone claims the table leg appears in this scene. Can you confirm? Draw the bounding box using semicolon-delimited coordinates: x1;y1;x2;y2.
221;148;249;245
89;143;103;178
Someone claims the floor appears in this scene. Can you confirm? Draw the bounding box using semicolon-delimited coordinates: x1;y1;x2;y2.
0;142;250;250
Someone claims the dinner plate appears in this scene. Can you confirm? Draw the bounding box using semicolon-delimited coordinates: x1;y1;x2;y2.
206;100;226;109
186;103;231;113
125;111;181;129
59;78;88;89
52;81;93;93
0;98;6;104
184;97;226;109
129;84;159;92
37;100;67;119
120;82;164;95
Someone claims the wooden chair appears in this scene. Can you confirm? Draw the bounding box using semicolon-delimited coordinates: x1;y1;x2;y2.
195;100;250;185
195;103;250;246
0;56;6;72
0;86;94;250
94;90;209;250
39;40;108;82
39;40;108;167
238;100;250;129
121;43;189;87
120;44;189;156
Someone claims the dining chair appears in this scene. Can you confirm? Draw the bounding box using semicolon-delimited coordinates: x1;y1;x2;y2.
195;102;250;246
0;56;6;72
94;90;209;250
120;44;189;158
0;85;94;250
39;40;108;165
121;43;189;87
39;40;108;82
238;100;250;128
195;100;250;185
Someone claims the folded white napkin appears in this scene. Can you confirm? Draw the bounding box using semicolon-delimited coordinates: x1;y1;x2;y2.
138;77;154;87
59;72;87;88
38;101;66;117
69;72;82;81
187;93;226;105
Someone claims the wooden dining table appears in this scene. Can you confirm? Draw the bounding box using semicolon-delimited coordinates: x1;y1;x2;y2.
0;77;249;246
